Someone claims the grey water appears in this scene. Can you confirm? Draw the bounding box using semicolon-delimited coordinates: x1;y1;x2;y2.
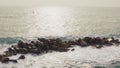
0;7;120;68
0;7;120;38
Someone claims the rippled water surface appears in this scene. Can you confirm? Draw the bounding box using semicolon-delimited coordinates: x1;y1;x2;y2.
0;7;120;68
0;7;120;37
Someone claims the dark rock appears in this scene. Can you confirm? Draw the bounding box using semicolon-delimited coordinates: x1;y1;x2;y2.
9;60;18;63
80;40;88;47
83;37;92;44
0;36;119;64
0;55;3;61
29;49;40;55
18;48;28;54
94;37;103;44
58;48;69;52
71;49;75;51
1;58;10;63
18;55;25;59
111;37;120;44
103;37;109;44
95;45;103;49
17;40;24;48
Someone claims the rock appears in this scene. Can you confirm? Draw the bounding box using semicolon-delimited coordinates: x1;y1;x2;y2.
94;37;103;44
80;40;88;47
18;48;28;54
17;40;24;48
111;38;120;44
58;48;69;52
0;36;119;64
0;55;3;61
29;49;40;55
18;55;25;59
1;58;10;63
103;37;109;44
71;49;75;51
95;45;103;49
1;57;18;63
110;37;115;42
9;60;18;63
83;37;92;44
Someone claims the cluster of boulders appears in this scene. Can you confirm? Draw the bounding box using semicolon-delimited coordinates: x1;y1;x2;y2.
0;37;120;63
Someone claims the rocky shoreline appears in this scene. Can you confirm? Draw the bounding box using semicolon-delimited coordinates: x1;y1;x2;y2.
0;37;120;63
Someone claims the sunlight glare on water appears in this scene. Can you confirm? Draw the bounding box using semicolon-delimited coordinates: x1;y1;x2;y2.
0;7;120;37
28;7;71;37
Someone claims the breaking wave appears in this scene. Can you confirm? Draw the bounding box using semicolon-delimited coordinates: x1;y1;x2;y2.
0;35;120;68
0;34;120;44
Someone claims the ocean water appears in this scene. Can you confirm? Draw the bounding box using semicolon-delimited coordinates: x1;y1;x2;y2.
0;7;120;68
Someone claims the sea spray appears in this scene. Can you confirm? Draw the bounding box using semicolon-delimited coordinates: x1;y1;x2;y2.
0;37;120;68
1;46;120;68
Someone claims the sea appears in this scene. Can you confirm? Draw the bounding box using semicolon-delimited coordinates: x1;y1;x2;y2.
0;7;120;68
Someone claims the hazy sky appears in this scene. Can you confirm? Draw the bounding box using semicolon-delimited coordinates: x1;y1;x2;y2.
0;0;120;7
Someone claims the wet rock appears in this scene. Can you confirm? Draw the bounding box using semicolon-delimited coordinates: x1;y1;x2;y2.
58;48;69;52
71;48;75;51
0;36;120;64
83;37;92;44
1;58;10;63
111;37;120;44
0;55;3;61
80;40;88;47
110;37;115;42
18;48;28;54
94;37;103;44
18;55;25;59
17;40;24;48
102;37;110;44
95;45;103;49
9;60;18;63
29;49;41;55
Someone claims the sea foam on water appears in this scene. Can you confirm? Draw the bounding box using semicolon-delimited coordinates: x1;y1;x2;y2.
0;42;120;68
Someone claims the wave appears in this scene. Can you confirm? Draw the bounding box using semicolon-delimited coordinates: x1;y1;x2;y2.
0;37;24;44
0;34;120;44
0;37;37;44
109;34;120;38
0;35;120;68
0;46;120;68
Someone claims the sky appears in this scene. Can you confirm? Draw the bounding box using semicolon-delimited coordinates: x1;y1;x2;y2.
0;0;120;7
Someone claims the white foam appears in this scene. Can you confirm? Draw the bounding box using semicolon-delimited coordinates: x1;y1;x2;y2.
0;44;10;54
0;44;120;68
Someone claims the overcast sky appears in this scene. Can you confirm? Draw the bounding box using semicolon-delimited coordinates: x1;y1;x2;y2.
0;0;120;7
